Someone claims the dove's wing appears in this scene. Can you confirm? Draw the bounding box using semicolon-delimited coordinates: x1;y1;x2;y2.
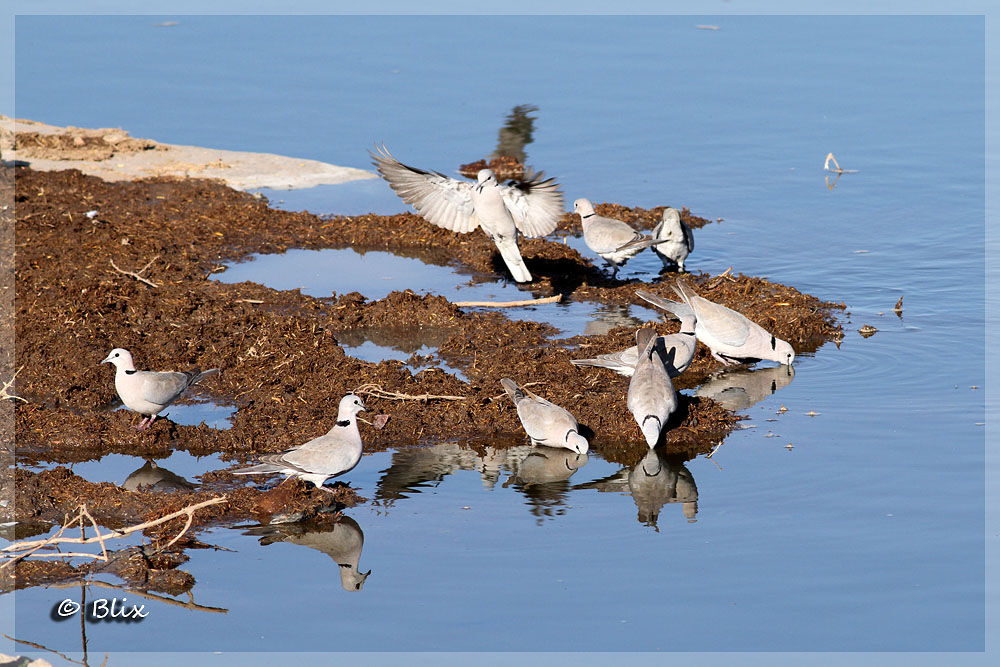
371;145;479;233
673;280;751;347
683;221;695;252
586;217;645;254
499;170;565;238
278;432;359;477
140;371;195;406
691;296;753;347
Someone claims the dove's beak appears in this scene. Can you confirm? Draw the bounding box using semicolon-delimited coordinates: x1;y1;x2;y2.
100;354;113;364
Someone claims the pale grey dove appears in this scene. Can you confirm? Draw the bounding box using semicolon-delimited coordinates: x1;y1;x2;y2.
673;279;796;365
233;394;366;492
101;348;219;430
574;198;663;277
651;207;694;271
571;291;697;377
627;328;678;448
500;378;589;454
371;144;564;283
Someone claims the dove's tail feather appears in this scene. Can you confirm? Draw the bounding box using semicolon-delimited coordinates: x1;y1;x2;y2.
634;291;695;322
570;358;634;377
495;238;532;283
191;368;220;385
500;378;525;404
614;235;667;254
672;278;698;305
636;327;658;358
231;462;285;476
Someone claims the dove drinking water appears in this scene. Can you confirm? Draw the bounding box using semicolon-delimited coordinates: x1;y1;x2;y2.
627;328;678;448
371;145;564;283
500;378;589;454
571;291;697;377
672;278;796;366
101;348;219;430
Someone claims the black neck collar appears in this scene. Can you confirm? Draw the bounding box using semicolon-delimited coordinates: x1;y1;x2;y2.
336;419;351;427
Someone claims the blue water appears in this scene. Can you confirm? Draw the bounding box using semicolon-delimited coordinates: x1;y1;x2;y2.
8;12;989;664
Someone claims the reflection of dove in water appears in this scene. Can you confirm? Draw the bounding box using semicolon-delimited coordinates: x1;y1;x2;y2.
122;460;196;492
694;364;796;411
246;515;371;592
101;348;219;430
628;449;699;529
650;207;694;272
504;446;589;524
371;145;564;283
509;446;589;486
572;293;696;378
673;279;795;366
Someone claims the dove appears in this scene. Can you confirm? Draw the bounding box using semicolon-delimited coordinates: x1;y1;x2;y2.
627;328;678;448
571;291;697;377
101;348;219;430
371;145;564;283
500;378;589;454
651;207;694;271
574;198;663;277
232;394;366;492
673;278;796;365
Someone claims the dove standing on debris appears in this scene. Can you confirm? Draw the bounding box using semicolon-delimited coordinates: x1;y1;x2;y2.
627;328;678;448
101;348;219;430
500;378;589;454
673;279;796;365
571;291;697;377
232;394;367;492
371;145;564;283
574;198;662;278
651;207;694;272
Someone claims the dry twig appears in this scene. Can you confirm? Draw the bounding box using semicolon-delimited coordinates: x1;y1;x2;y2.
0;497;228;568
453;294;561;308
109;255;160;288
353;383;466;402
823;152;858;174
0;365;26;403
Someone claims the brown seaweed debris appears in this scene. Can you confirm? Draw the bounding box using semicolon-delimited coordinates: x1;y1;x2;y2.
12;166;845;589
458;155;525;181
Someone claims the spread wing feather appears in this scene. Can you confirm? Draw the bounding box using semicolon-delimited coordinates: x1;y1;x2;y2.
500;170;564;238
370;145;479;233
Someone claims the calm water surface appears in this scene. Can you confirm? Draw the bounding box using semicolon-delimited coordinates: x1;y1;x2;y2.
10;14;986;660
